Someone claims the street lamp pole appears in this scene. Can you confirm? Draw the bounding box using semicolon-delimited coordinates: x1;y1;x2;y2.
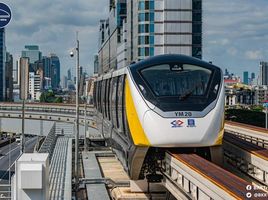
265;106;268;129
21;99;25;154
84;98;87;152
75;32;80;187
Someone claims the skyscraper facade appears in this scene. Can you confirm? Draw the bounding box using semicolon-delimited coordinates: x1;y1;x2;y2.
260;61;268;86
17;59;20;85
19;57;30;100
42;54;61;90
13;60;19;84
29;72;41;101
43;56;52;79
0;28;6;101
98;0;202;74
61;76;68;89
93;55;99;75
243;71;249;85
251;72;255;80
50;54;60;89
21;45;42;64
67;69;72;80
5;52;13;101
128;0;202;61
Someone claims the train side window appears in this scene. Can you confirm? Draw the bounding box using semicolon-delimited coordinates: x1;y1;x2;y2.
96;81;99;111
104;79;108;118
97;81;100;112
103;80;108;118
93;82;97;108
117;75;123;130
98;81;102;113
108;78;113;121
101;80;106;115
119;75;126;134
122;75;126;135
111;77;118;126
106;79;111;120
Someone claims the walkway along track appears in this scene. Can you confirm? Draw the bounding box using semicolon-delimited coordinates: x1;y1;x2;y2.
162;151;267;200
223;132;268;187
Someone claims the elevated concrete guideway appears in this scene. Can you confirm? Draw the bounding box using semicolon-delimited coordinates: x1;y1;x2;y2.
0;102;96;128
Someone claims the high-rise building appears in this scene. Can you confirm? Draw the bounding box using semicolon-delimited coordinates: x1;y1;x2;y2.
50;54;60;90
43;77;52;90
98;0;202;73
5;52;13;101
0;28;6;101
79;66;83;80
42;54;61;90
253;85;268;105
13;59;19;84
29;72;41;101
74;77;77;85
243;71;249;85
32;60;43;72
127;0;201;61
21;45;42;64
251;72;255;80
19;57;30;100
224;69;230;76
250;72;255;85
36;67;44;89
42;56;52;79
260;61;268;86
93;55;99;74
67;69;72;80
61;76;68;89
16;59;20;85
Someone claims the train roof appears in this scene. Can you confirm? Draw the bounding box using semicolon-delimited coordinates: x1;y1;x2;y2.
95;54;221;81
129;54;220;71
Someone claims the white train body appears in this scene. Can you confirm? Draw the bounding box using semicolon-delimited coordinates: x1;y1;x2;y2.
94;54;224;179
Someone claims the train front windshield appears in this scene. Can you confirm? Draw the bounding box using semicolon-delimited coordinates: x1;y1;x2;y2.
135;63;221;112
141;64;211;98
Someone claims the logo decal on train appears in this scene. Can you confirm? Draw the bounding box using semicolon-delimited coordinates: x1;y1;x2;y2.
187;119;196;127
171;120;184;128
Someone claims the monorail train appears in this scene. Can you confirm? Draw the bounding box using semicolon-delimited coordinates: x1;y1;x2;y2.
93;54;225;180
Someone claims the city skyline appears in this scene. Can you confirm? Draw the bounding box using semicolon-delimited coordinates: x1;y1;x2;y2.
2;0;268;78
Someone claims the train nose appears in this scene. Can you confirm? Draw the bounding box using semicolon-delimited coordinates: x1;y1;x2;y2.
143;110;202;147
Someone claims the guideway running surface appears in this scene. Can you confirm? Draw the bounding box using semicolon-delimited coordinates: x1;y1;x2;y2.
223;132;268;185
165;151;267;200
226;121;268;134
224;132;268;161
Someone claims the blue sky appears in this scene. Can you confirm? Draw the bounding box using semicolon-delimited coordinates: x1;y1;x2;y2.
2;0;268;79
203;0;268;78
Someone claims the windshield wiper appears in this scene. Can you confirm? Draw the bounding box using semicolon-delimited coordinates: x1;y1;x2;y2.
179;82;203;101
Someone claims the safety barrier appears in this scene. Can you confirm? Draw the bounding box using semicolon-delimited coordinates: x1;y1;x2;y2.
39;123;57;161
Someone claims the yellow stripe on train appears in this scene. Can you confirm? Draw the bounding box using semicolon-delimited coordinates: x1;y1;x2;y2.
125;78;150;146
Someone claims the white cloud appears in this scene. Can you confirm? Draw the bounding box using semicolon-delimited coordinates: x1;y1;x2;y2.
208;38;229;46
1;0;268;78
245;50;263;60
227;48;238;56
203;0;268;77
2;0;109;76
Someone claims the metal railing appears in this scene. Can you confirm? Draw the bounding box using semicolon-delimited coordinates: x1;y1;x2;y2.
0;104;94;116
39;123;57;161
225;130;268;149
